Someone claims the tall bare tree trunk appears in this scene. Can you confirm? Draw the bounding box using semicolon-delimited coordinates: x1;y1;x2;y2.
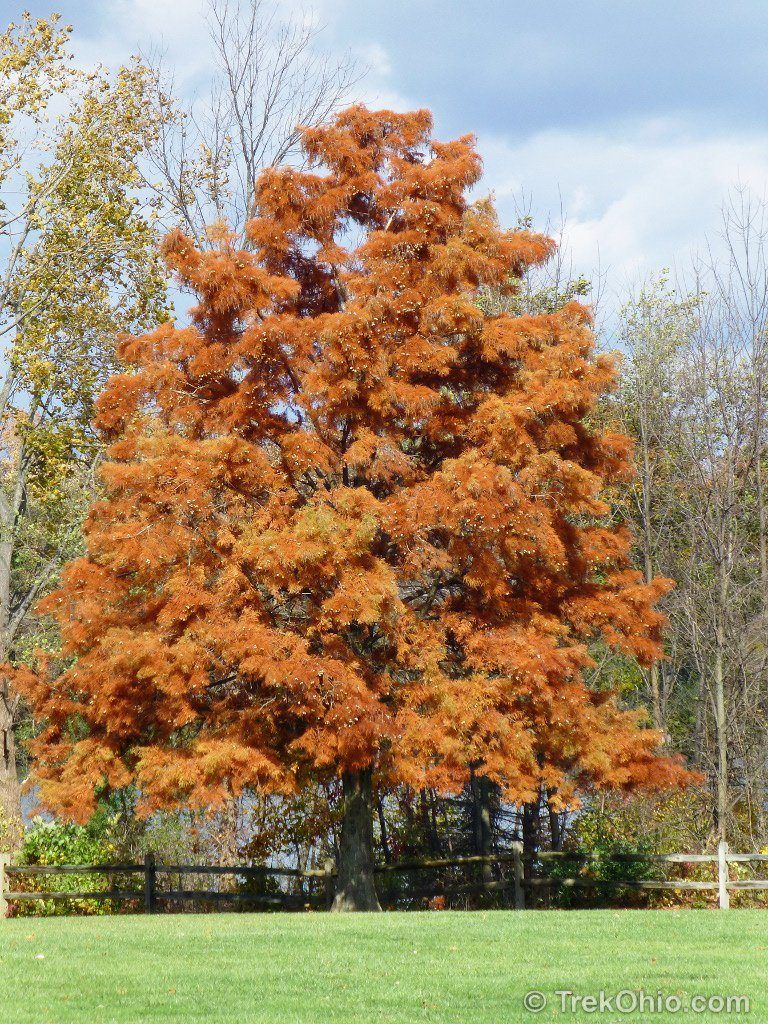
755;437;768;598
714;557;729;844
714;646;728;843
0;679;21;840
0;691;20;804
0;515;22;831
331;770;381;912
638;408;663;730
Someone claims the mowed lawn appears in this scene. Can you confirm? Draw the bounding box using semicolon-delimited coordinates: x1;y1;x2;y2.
1;909;765;1023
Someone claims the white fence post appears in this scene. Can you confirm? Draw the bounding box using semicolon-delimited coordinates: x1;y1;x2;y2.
0;853;10;918
718;840;730;910
512;841;525;909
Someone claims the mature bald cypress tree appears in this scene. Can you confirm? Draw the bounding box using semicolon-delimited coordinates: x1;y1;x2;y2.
16;107;689;910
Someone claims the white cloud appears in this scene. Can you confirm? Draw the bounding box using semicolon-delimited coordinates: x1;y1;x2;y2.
71;0;411;109
73;0;212;82
63;0;768;319
478;121;768;303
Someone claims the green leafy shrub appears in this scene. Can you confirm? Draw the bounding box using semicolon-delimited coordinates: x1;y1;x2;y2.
11;811;138;916
545;789;717;908
22;813;115;865
545;797;664;908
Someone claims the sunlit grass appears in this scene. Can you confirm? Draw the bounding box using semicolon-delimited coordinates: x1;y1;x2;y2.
1;908;765;1023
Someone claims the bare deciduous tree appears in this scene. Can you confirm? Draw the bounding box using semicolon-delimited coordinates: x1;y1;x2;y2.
617;276;693;732
617;189;768;846
147;0;361;246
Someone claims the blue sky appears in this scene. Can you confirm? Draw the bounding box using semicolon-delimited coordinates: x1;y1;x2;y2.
7;0;768;307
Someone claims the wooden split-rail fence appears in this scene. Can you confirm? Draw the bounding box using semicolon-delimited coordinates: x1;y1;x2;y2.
1;841;765;916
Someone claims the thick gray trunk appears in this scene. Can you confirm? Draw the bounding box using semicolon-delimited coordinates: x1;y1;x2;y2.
0;444;31;834
331;770;381;912
0;682;21;845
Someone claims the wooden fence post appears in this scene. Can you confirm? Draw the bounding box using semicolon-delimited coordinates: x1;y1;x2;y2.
0;853;9;918
144;853;157;914
512;841;525;910
718;840;730;910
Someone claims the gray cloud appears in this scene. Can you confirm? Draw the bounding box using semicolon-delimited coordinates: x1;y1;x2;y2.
319;0;768;140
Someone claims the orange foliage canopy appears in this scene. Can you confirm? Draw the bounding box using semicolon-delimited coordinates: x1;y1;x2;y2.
16;106;691;819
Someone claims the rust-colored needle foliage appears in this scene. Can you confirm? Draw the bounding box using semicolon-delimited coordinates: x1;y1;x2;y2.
16;107;689;901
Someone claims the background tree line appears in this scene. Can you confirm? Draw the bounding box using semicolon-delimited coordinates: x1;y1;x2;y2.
614;188;768;853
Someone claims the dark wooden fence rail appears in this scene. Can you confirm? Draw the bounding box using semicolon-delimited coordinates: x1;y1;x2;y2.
1;841;765;916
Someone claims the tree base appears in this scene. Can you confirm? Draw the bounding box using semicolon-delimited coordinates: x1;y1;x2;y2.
330;888;382;913
331;769;381;912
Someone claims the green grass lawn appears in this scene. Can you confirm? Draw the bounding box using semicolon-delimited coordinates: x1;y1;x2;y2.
1;909;764;1023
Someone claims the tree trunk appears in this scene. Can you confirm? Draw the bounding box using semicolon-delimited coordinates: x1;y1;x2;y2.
756;455;768;601
214;798;240;892
470;769;495;887
331;770;381;912
637;404;663;731
522;794;541;875
641;510;662;731
522;792;542;906
0;456;28;833
0;681;22;845
712;500;733;845
376;794;391;864
420;788;441;856
548;800;564;851
714;611;729;844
